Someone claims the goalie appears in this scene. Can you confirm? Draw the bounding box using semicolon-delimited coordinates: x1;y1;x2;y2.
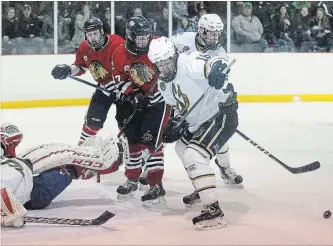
1;123;126;228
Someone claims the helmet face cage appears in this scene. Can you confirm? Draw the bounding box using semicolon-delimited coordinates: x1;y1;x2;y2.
85;28;104;50
126;16;153;54
154;54;178;82
198;26;222;48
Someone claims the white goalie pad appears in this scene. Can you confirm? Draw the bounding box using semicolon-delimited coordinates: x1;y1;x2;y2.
20;136;120;175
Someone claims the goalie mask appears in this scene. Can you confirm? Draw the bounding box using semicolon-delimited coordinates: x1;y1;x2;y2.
148;37;178;83
196;14;224;50
125;16;153;55
0;123;23;158
84;17;106;51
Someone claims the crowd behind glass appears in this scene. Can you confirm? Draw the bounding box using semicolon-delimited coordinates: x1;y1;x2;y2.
2;1;332;55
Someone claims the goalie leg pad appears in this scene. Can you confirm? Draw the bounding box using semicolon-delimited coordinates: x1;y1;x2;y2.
183;148;217;206
1;188;27;227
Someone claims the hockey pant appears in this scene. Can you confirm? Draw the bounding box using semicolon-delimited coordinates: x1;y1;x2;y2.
116;101;171;185
175;109;238;205
24;169;72;210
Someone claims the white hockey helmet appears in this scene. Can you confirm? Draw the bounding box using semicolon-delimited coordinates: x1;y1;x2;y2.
197;14;224;49
148;37;178;82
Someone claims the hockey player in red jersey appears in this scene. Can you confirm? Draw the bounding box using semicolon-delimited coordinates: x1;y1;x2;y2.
51;17;124;145
51;17;124;179
111;16;171;206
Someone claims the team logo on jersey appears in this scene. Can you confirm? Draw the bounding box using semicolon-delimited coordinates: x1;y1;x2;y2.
89;60;108;80
124;65;130;72
130;63;155;86
171;84;190;115
83;55;88;61
160;82;166;91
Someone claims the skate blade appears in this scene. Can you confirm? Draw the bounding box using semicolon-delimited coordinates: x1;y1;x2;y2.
117;192;135;201
224;182;244;189
194;216;227;231
142;196;168;210
139;183;149;191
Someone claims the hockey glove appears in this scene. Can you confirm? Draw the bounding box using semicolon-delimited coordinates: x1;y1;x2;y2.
163;117;189;143
129;91;150;110
208;60;229;90
51;64;71;80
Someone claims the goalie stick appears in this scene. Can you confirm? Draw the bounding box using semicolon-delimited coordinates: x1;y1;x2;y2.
24;210;115;226
236;129;320;174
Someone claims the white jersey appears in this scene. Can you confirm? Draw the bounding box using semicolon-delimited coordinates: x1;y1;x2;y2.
1;156;33;205
158;51;232;132
170;32;228;60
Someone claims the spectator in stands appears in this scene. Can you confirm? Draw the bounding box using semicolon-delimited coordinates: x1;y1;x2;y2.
271;4;294;51
293;6;312;52
71;4;92;49
101;7;111;34
41;12;54;54
58;16;76;54
232;2;267;52
189;4;208;32
290;1;312;19
2;7;18;54
16;4;44;54
155;6;169;37
309;7;332;52
175;17;194;34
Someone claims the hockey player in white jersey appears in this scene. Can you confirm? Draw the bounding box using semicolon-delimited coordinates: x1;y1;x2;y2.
1;123;123;227
148;37;239;230
170;14;243;189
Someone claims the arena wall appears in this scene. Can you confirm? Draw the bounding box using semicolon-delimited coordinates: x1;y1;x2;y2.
1;53;333;109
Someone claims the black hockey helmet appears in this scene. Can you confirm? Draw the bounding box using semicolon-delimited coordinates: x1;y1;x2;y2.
83;17;105;50
125;16;153;55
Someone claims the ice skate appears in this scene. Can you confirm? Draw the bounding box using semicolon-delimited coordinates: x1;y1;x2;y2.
215;159;243;188
141;182;167;208
192;201;227;230
183;190;201;209
116;179;138;200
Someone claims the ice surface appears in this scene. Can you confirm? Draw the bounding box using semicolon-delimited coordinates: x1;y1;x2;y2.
1;103;333;245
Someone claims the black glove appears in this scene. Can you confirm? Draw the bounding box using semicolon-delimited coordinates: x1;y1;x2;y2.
208;60;229;90
51;64;71;80
162;117;189;143
129;91;150;110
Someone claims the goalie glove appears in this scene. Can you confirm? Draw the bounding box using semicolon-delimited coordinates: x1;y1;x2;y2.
1;123;23;158
162;116;189;143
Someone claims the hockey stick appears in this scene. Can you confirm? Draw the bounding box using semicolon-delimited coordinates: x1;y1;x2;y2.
236;129;320;174
175;58;236;128
68;75;112;95
24;210;115;226
117;80;158;138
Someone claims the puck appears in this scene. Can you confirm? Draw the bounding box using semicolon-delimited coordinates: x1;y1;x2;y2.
323;210;332;219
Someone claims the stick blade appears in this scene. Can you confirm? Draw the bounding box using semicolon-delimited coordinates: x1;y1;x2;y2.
289;161;321;174
90;211;115;225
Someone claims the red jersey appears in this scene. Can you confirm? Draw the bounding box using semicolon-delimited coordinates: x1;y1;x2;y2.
111;40;164;105
73;34;124;86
